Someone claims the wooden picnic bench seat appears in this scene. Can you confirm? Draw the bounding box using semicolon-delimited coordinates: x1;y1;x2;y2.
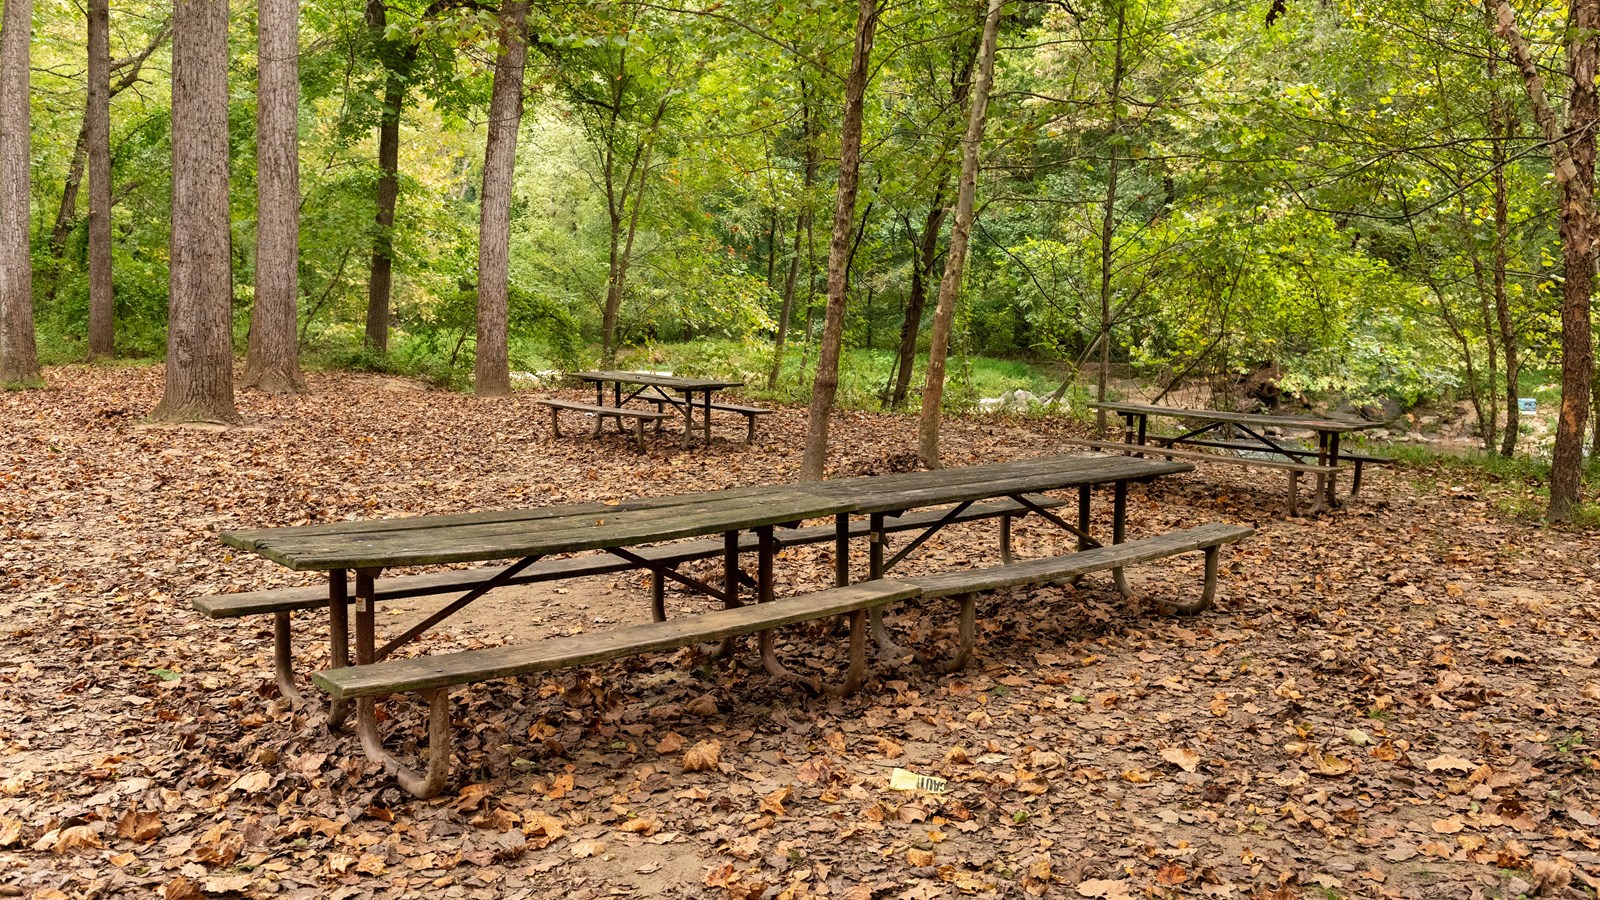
307;519;1252;799
1065;438;1339;516
1153;437;1392;496
536;399;669;450
902;522;1254;672
313;580;921;798
643;397;775;443
193;495;1069;703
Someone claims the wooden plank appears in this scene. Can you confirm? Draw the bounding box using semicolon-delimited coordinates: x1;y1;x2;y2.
249;492;856;571
1087;401;1377;434
1066;439;1339;474
907;523;1254;598
538;399;671;419
313;580;922;698
220;489;762;551
573;370;743;391
1155;437;1393;465
197;496;1073;619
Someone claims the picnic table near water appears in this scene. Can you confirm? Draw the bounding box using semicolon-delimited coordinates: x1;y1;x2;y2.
198;454;1253;797
1074;400;1393;513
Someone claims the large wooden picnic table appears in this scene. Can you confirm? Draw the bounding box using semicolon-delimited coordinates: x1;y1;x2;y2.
1088;400;1383;507
574;370;743;448
218;453;1191;730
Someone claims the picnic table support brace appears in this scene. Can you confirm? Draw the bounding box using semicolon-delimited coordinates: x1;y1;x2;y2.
376;555;543;662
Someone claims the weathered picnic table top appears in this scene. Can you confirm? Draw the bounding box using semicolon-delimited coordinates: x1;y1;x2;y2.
799;453;1191;514
1088;400;1378;434
573;370;744;391
221;491;853;571
219;454;1189;572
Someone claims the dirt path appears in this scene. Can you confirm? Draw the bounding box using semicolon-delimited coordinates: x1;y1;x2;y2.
2;366;1598;899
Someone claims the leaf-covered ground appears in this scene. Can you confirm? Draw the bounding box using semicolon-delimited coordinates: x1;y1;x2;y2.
3;366;1599;900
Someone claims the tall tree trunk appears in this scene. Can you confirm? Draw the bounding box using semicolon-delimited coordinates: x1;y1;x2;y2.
798;0;880;482
1488;40;1520;457
1094;3;1127;438
86;0;114;359
473;0;528;397
1495;0;1595;519
0;0;39;385
768;79;816;390
916;0;1004;469
891;194;948;408
364;0;410;354
242;0;304;391
152;0;237;422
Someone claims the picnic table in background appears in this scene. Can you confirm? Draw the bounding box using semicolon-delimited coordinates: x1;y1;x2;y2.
1082;400;1391;509
546;370;765;449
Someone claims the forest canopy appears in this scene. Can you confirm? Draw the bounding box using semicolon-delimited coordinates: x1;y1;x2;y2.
2;0;1597;512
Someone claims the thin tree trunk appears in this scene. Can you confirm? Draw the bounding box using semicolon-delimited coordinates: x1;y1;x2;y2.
1094;3;1127;438
473;0;529;398
242;0;304;392
916;0;1004;469
0;0;37;385
1495;0;1595;519
43;22;168;306
1488;39;1520;457
892;194;947;408
152;0;237;421
364;0;411;354
86;0;114;358
799;0;880;482
769;210;805;389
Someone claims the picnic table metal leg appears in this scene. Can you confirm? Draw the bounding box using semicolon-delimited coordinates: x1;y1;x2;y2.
1112;479;1134;599
760;607;870;697
1326;432;1342;506
347;565;450;798
326;570;351;730
866;513;906;658
919;594;977;674
650;573;666;622
834;514;850;587
702;530;743;659
999;514;1013;564
680;391;693;449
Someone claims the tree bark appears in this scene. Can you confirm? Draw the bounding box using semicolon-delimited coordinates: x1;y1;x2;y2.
769;80;816;390
473;0;529;397
1494;0;1595;519
891;194;947;408
242;0;305;392
1094;2;1127;437
86;0;114;358
916;0;1004;469
0;0;40;385
363;0;412;354
151;0;237;422
798;0;880;482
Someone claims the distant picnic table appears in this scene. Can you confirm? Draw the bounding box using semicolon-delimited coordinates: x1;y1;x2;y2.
536;370;765;450
1080;400;1391;511
201;453;1260;797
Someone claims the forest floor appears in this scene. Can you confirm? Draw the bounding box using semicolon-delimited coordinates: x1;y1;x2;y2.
3;366;1600;900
